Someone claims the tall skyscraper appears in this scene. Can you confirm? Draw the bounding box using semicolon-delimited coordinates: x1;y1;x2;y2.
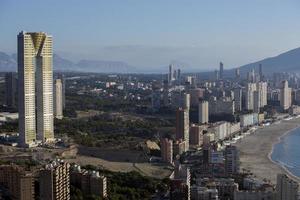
40;160;70;200
18;31;54;147
177;69;181;81
54;79;63;119
5;72;17;108
168;64;174;85
219;62;224;79
233;88;242;112
175;108;189;151
245;83;256;111
253;91;261;113
235;68;240;79
259;64;263;81
183;93;190;110
257;81;268;108
276;174;298;200
280;80;292;110
58;73;66;109
198;101;209;124
247;69;255;83
214;70;219;81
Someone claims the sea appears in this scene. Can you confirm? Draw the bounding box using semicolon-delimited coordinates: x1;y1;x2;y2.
271;127;300;178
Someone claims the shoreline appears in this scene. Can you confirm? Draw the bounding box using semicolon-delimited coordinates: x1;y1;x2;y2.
267;124;300;183
235;117;300;184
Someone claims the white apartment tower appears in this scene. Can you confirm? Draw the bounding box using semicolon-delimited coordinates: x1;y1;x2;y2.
18;31;54;147
54;79;63;119
199;101;209;124
245;82;267;112
280;80;292;110
245;83;256;111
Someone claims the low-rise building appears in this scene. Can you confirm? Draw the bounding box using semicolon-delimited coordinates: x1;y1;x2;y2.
71;165;107;198
0;164;35;200
234;190;276;200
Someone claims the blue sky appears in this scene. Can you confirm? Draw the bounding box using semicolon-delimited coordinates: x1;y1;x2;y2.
1;0;300;70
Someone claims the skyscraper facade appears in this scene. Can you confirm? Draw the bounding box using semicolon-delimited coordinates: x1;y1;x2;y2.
235;68;240;79
244;83;256;111
219;62;224;79
168;64;174;85
54;79;63;119
280;80;292;110
58;73;66;109
5;72;17;108
198;101;209;124
18;31;54;147
224;145;239;175
175;108;189;151
233;88;242;112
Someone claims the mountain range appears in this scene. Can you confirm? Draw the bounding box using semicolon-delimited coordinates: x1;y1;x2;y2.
0;52;136;73
1;47;300;74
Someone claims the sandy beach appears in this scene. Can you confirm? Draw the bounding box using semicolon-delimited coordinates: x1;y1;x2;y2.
235;117;300;184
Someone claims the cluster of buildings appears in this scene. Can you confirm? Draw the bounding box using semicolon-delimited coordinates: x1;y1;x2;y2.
156;63;300;199
0;160;107;200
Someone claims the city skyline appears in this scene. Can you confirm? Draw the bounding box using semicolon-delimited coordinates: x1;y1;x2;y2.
1;0;300;70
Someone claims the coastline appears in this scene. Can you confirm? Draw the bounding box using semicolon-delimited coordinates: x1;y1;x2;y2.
267;125;300;183
235;117;300;184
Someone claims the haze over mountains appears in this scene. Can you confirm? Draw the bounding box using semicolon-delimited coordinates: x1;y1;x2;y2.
1;47;300;74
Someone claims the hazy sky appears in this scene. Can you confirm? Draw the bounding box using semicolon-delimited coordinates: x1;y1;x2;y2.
1;0;300;70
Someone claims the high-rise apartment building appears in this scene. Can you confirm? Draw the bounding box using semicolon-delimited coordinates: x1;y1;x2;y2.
39;160;70;200
5;72;17;108
280;80;292;110
253;91;261;113
224;145;239;175
198;101;209;124
244;83;256;110
219;62;224;79
189;124;204;146
175;108;189;151
54;79;63;119
57;73;66;109
18;31;54;147
214;70;219;81
160;138;173;164
259;64;263;81
183;93;190;110
235;68;240;79
0;164;35;200
257;81;268;108
276;174;298;200
233;88;242;112
168;64;174;85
